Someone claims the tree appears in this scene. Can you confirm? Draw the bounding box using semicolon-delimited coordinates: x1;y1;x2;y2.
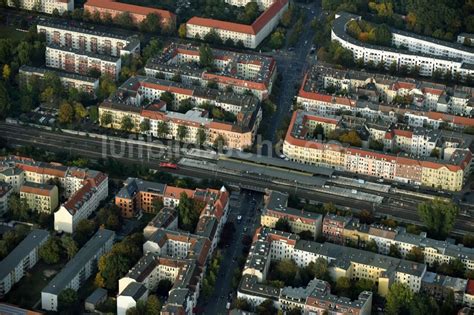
388;244;402;258
256;299;276;315
178;98;194;113
298;230;314;240
177;192;200;232
8;194;29;221
140;118;151;133
58;288;79;314
275;217;292;233
97;205;122;231
100;112;113;127
354;279;374;296
339;130;362;147
121;115;135;132
0;81;10;118
145;295;162;315
199;44;214;69
204;29;222;45
73;102;87;121
313;123;325;140
409;294;440;315
2;64;10;80
140;13;160;33
463;233;474;247
157;121;169;138
406;246;424;263
234;298;251;311
73;219;96;246
115;12;133;29
178;24;187;38
177;125;188;141
269;29;285;49
418;199;459;238
196;127;207;146
39;236;62;264
366;240;378;253
98;75;116;100
96;233;143;291
142;38;161;62
335;276;351;297
61;236;78;260
386;282;413;315
89;106;99;123
160;91;174;106
306;258;330;281
156;279;173;297
213;134;227;151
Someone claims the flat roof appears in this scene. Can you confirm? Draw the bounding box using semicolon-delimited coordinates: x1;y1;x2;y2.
217;159;328;187
225;151;334;177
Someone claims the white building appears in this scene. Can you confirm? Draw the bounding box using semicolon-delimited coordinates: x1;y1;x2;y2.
331;12;474;78
0;167;25;193
186;0;289;49
41;229;115;311
19;65;99;95
38;20;140;57
54;172;108;233
0;229;50;297
6;0;73;14
46;44;121;80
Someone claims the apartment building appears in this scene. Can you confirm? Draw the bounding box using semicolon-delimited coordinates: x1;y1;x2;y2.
322;214;353;244
331;12;474;78
116;178;229;219
6;0;73;14
19;65;99;95
46;44;121;80
41;229;115;311
299;65;474;122
0;182;13;215
84;0;176;29
0;167;25;193
54;171;108;233
118;185;229;315
383;127;440;157
261;190;322;239
0;229;49;298
113;76;260;115
225;0;274;9
238;227;428;312
421;271;470;305
115;178;167;218
37;20;140;57
99;78;262;150
20;182;59;213
325;218;474;271
145;43;277;101
186;0;288;49
0;156;109;234
283;110;472;191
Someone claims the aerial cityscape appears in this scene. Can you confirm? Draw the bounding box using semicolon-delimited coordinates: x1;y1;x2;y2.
0;0;473;314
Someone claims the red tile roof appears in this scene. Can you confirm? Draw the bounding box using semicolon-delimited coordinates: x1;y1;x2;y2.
84;0;176;22
186;0;289;35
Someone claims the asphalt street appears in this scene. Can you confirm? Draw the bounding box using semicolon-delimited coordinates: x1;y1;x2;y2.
198;190;262;314
265;1;322;152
